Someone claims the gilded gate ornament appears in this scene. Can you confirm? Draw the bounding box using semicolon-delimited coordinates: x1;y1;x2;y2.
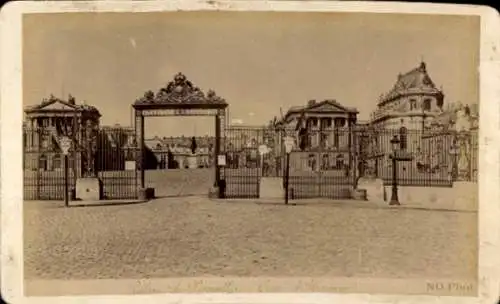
134;73;228;106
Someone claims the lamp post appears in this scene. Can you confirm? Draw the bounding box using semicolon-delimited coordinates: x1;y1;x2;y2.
283;136;294;205
389;135;400;206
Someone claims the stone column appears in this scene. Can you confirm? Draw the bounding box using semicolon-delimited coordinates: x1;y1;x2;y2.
135;111;145;189
348;115;354;179
214;114;221;187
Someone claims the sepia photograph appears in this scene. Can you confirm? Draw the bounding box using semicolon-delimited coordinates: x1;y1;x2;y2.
1;1;499;303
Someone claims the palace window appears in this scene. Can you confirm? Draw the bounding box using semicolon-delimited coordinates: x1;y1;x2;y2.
336;154;345;169
309;118;318;128
333;129;340;148
320;132;328;148
321;154;330;170
410;99;417;110
423;99;432;111
53;154;62;171
321;118;332;129
39;154;47;171
399;127;408;151
308;154;317;171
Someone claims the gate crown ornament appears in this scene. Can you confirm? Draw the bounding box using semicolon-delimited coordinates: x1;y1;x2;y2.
134;73;228;107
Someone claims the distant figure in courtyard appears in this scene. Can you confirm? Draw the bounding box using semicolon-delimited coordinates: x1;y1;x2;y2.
190;136;197;154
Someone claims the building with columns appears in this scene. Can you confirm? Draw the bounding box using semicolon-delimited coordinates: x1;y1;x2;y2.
277;99;359;173
23;94;101;176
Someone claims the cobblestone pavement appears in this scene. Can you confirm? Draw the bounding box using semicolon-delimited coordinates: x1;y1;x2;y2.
24;198;477;280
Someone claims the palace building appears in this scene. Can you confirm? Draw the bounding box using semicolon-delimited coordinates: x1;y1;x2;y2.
370;61;445;131
365;61;479;182
144;136;215;169
23;94;101;175
277;99;359;173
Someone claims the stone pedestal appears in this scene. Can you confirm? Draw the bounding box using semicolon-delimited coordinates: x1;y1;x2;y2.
208;186;219;199
357;177;385;203
125;161;136;171
138;187;155;200
352;188;367;200
187;155;198;169
260;177;283;199
76;177;103;201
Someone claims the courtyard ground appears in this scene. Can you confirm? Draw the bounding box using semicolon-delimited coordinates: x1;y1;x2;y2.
24;196;477;282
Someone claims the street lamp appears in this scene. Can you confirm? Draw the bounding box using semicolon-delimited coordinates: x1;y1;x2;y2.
389;135;400;206
283;136;295;205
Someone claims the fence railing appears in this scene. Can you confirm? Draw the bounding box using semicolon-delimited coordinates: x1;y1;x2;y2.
23;124;479;201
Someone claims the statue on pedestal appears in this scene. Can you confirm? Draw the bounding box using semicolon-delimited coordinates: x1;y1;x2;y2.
83;119;98;177
454;104;472;181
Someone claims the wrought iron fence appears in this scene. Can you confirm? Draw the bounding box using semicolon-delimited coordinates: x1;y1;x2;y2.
223;126;269;198
96;127;138;199
360;128;477;187
23;122;478;201
221;125;479;199
23;125;138;200
23;126;78;200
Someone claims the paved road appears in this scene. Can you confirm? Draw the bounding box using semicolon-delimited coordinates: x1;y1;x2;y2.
24;198;477;280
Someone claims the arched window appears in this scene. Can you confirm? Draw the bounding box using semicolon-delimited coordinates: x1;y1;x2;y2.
399;127;408;151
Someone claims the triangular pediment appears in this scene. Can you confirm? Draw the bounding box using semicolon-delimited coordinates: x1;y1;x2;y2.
26;98;79;113
39;100;78;111
308;100;352;113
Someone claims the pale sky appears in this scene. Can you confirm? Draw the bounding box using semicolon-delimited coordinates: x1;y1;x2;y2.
23;12;479;137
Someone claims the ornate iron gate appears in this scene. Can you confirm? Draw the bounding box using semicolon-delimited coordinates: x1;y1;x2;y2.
96;127;138;199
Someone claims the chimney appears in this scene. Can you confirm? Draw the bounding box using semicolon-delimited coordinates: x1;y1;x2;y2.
307;100;316;107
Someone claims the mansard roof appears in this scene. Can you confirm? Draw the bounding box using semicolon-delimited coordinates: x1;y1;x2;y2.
24;94;100;116
379;61;443;105
133;73;228;110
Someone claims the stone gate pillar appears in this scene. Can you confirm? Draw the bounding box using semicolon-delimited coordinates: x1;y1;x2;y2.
135;110;145;189
214;113;221;187
456;131;471;181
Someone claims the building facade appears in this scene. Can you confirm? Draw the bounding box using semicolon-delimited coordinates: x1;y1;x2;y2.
23;94;101;177
370;61;445;131
363;62;478;184
277;99;359;173
144;136;215;169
